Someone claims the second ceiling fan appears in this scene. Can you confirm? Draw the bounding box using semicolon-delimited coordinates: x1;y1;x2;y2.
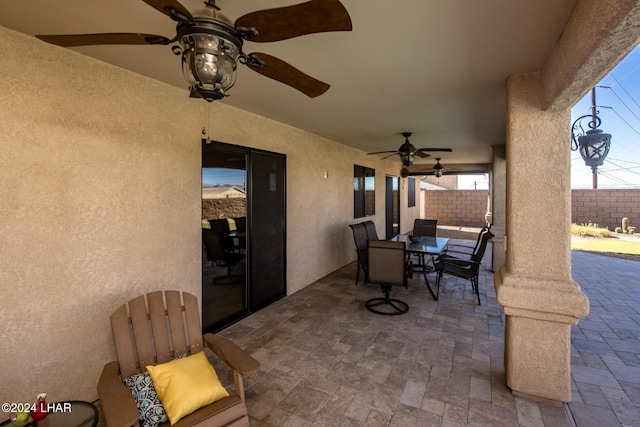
368;132;452;167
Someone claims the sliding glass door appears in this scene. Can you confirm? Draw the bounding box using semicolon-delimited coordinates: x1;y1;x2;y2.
202;141;286;332
202;143;248;331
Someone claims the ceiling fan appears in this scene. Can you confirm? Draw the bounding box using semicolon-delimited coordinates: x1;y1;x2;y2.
35;0;352;101
368;132;453;167
410;157;459;178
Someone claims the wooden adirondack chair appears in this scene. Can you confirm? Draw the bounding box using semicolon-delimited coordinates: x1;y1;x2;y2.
97;290;259;427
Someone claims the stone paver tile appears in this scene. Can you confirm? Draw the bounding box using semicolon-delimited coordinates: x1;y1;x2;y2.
609;398;640;426
515;397;544;427
469;376;492;402
263;406;312;427
572;338;615;355
606;360;640;384
467;399;519;427
421;397;446;416
572;364;622;389
569;401;626;427
276;383;331;421
399;379;427;408
363;409;392;427
442;403;467;427
620;381;640;404
389;405;442;427
575;381;611;408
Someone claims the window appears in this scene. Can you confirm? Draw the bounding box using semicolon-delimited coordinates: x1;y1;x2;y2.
354;165;375;218
408;177;416;207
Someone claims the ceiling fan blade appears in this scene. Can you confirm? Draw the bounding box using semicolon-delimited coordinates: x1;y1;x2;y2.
414;151;431;158
235;0;352;43
36;33;171;47
367;150;398;155
416;148;454;152
380;153;400;160
244;53;330;98
142;0;193;22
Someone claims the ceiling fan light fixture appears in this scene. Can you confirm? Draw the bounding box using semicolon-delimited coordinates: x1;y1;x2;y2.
400;150;414;167
433;158;444;178
177;5;244;101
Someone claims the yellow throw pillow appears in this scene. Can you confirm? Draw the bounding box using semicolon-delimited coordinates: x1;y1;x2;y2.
146;351;229;425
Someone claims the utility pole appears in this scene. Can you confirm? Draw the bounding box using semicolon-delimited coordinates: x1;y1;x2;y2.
591;88;598;189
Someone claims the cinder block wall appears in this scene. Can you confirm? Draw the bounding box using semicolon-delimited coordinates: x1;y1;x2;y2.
422;189;639;232
422;190;489;227
571;189;640;231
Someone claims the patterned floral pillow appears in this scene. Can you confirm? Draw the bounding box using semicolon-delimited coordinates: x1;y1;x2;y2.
123;354;187;427
123;371;167;427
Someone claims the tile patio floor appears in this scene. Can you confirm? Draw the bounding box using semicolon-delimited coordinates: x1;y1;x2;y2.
94;239;639;426
207;241;639;426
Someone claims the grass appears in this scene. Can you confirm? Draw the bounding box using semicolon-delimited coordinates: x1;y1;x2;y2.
571;238;640;256
570;222;639;259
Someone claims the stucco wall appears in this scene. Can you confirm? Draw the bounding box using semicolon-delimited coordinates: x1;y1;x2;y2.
0;25;421;407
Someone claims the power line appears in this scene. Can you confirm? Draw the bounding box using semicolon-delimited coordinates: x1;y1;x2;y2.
606;156;640;166
608;106;640;136
611;64;640;86
604;159;640;175
610;73;640;111
598;170;640;188
600;84;640;124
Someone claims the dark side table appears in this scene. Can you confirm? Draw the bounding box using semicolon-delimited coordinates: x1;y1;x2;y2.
1;401;98;427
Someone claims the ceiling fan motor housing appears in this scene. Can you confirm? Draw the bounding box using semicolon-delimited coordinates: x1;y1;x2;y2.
178;5;244;101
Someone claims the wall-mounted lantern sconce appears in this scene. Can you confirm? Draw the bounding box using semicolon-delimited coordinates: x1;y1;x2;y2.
571;88;611;189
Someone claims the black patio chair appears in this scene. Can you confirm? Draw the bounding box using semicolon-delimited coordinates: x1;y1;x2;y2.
412;218;438;272
202;228;246;283
366;240;411;315
362;220;380;241
349;222;370;285
434;230;494;305
413;219;438;237
444;225;491;257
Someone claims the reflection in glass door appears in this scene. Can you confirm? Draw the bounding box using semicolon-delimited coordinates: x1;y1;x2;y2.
385;175;400;238
202;144;248;331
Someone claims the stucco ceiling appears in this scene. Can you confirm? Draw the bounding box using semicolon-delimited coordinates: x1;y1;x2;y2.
0;0;577;170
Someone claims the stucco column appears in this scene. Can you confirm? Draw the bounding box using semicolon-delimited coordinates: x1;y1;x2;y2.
490;145;506;272
495;72;589;402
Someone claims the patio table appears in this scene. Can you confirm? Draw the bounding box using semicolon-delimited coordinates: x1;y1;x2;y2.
390;235;449;300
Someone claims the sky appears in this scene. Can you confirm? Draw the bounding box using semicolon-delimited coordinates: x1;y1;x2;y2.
202;167;246;187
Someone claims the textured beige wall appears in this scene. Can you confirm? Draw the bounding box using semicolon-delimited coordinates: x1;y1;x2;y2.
0;25;420;408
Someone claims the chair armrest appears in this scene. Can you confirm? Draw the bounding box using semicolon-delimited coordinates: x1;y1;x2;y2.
97;361;140;427
441;248;474;258
439;256;480;268
203;333;260;375
445;243;474;251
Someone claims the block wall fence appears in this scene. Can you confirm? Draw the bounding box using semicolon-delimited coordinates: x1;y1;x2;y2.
422;189;640;231
571;189;640;231
422;190;490;227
